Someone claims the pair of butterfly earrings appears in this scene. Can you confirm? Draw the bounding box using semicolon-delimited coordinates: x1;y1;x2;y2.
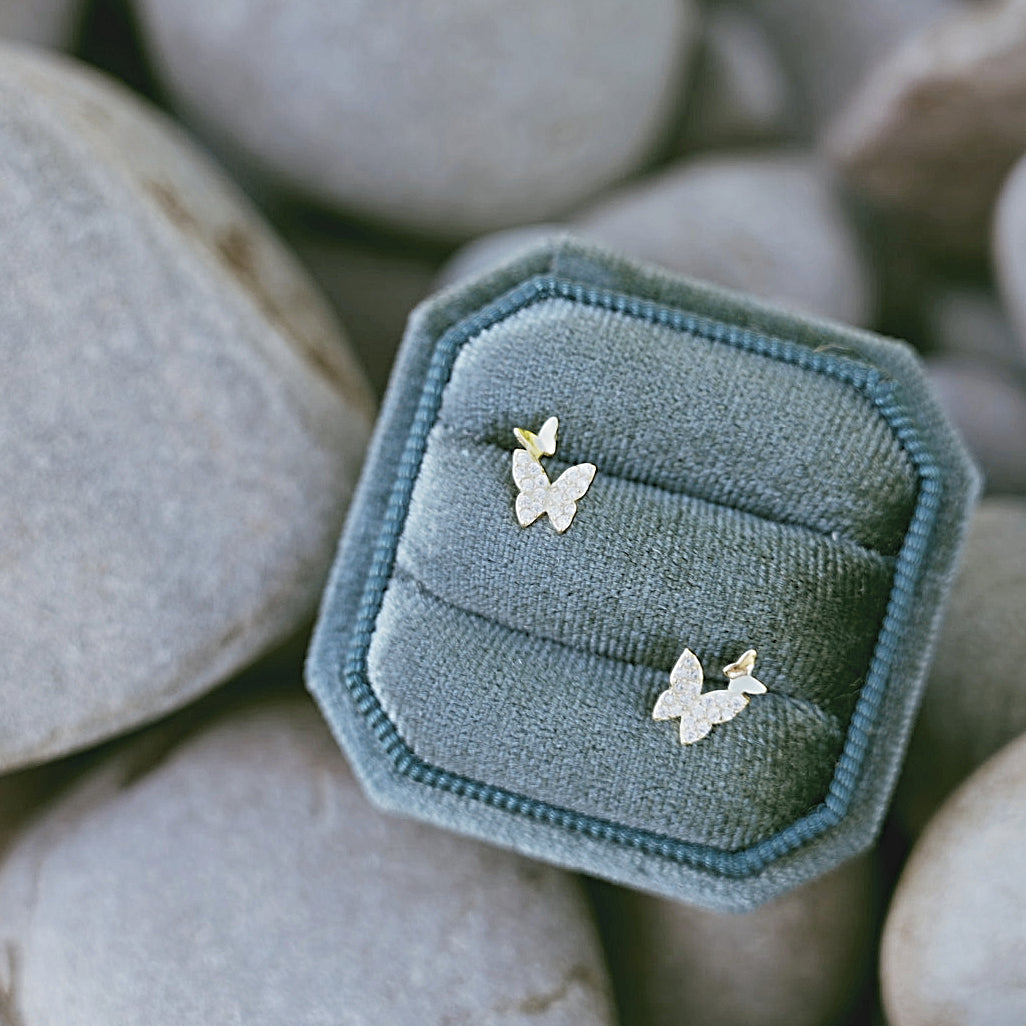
511;416;766;745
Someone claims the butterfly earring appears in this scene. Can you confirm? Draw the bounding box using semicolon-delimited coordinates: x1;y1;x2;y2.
511;416;596;533
653;648;766;744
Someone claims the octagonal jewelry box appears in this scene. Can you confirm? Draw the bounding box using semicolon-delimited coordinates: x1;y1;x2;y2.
307;237;979;910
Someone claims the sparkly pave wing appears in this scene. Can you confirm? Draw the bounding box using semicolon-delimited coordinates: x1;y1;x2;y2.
512;449;549;527
546;462;597;532
652;648;703;720
512;449;596;533
678;691;749;744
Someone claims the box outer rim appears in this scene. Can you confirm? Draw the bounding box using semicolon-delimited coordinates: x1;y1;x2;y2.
306;235;981;910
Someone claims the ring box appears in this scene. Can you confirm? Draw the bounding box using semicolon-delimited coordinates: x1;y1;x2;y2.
307;237;979;909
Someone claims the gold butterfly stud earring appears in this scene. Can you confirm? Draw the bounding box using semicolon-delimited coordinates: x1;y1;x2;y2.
511;416;596;533
653;647;766;744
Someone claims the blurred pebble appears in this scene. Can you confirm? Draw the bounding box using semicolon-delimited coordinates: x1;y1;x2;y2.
882;731;1026;1026
0;44;373;773
285;232;439;396
0;0;82;48
737;0;955;131
442;155;874;326
926;359;1026;494
597;854;878;1026
437;223;564;289
828;0;1026;258
679;5;793;151
924;286;1026;372
896;498;1026;834
994;149;1026;356
134;0;697;241
0;693;616;1026
575;152;874;325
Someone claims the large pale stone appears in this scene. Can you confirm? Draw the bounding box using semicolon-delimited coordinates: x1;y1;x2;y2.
597;855;878;1026
576;153;874;325
994;150;1026;357
0;43;374;773
441;155;874;326
0;693;615;1026
829;0;1026;258
882;732;1026;1026
134;0;697;240
896;499;1026;834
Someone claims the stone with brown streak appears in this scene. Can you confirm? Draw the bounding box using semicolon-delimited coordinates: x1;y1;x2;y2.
0;43;373;772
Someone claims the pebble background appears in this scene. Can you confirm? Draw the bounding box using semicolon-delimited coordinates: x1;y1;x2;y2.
1;1;1024;1023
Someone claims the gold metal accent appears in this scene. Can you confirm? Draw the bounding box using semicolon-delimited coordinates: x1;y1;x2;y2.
724;649;757;679
512;416;558;461
511;417;595;533
653;648;766;745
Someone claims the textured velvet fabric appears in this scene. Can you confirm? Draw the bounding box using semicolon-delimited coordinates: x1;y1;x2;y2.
307;237;980;909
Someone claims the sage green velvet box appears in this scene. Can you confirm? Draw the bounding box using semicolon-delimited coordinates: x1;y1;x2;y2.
307;237;979;910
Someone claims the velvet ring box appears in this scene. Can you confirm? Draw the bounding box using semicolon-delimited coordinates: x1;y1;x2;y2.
307;237;979;910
